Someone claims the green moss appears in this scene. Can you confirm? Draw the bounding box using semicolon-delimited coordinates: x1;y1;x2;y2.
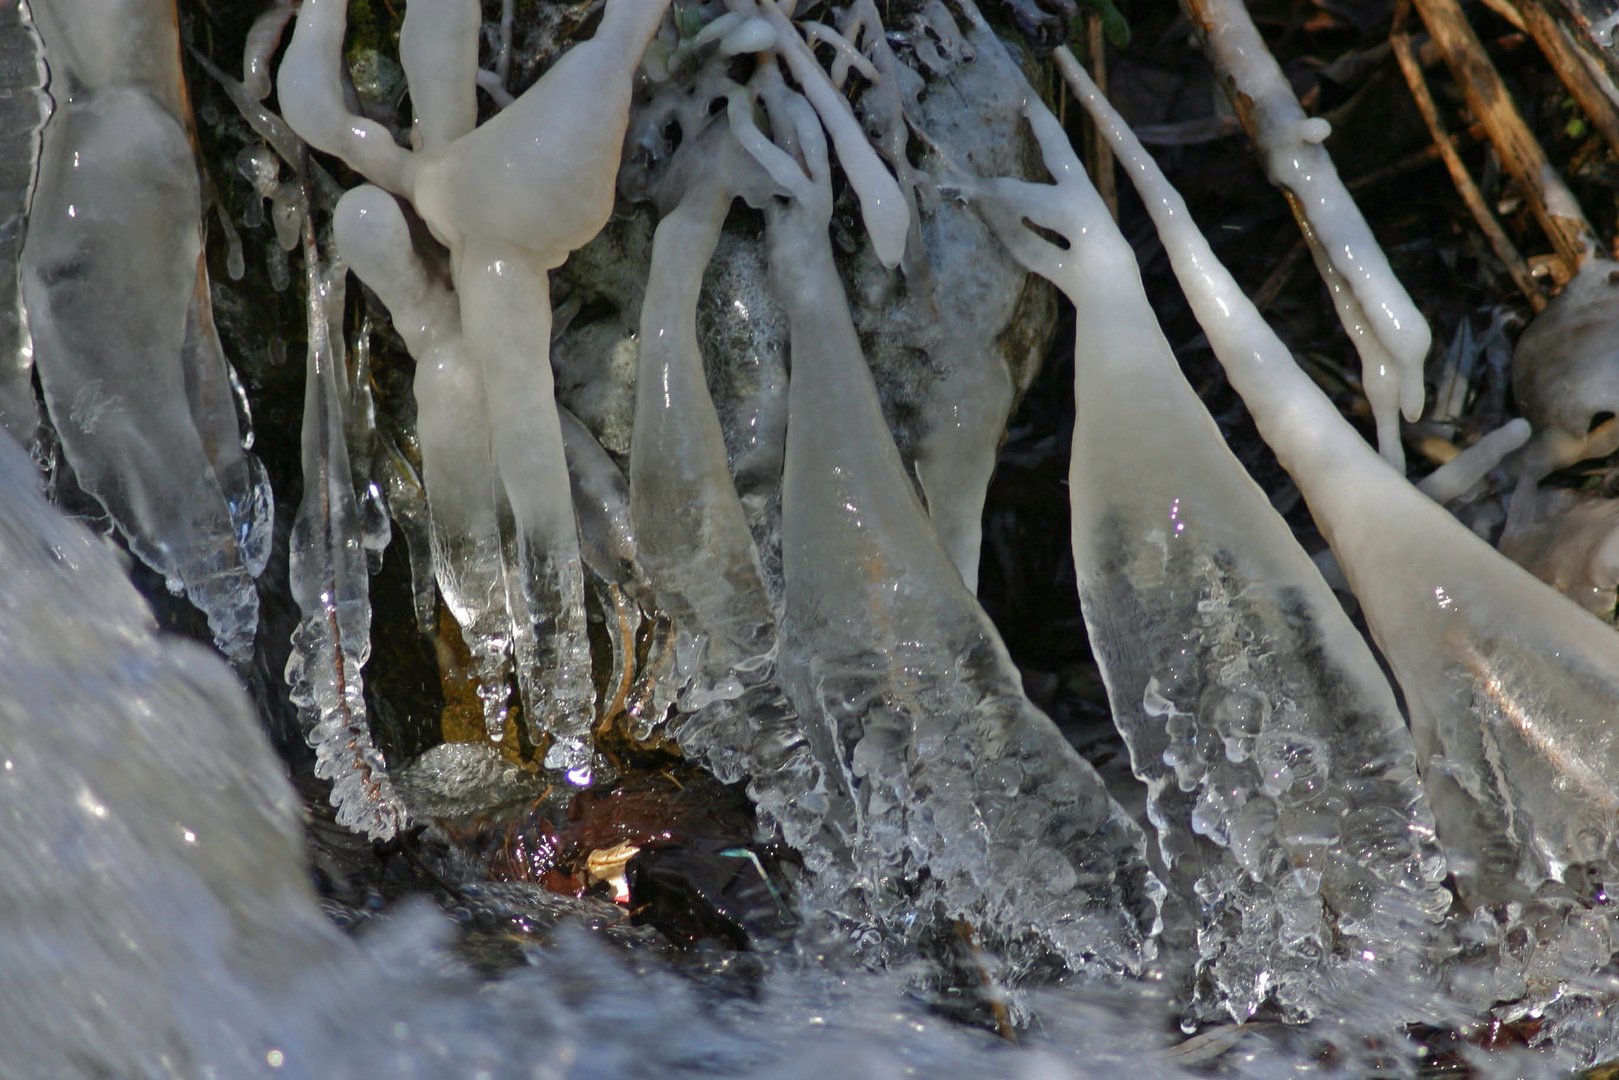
342;0;404;62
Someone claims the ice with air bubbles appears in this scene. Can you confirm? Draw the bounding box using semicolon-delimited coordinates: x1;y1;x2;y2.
17;0;1619;1074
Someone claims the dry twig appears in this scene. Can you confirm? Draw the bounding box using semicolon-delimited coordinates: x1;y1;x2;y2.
1409;0;1597;276
1392;0;1548;310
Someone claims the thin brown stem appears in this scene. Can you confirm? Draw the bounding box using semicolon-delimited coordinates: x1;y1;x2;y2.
1409;0;1596;274
1082;11;1117;221
1515;0;1619;160
1392;1;1548;310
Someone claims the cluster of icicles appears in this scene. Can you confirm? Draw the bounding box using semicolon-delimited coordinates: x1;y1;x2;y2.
14;0;1619;1032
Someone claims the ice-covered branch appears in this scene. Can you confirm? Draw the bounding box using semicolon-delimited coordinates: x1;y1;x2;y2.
1063;50;1619;925
1185;0;1431;468
965;37;1446;1023
753;0;910;268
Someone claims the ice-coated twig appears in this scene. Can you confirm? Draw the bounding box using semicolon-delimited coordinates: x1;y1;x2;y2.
286;172;407;842
751;0;910;268
283;0;679;777
799;21;878;84
398;0;478;152
1184;0;1431;468
1064;49;1619;913
474;70;515;109
728;87;818;202
496;0;516;88
1410;0;1597;274
277;0;417;196
966;55;1448;1022
763;75;1160;973
1416;418;1532;505
241;2;295;102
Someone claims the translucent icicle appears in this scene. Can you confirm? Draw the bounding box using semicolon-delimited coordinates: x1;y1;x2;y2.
345;316;392;573
762;83;1160;973
558;407;638;588
1189;0;1431;467
0;0;46;447
22;1;265;663
1063;49;1619;910
281;0;677;777
333;185;513;745
286;188;406;842
458;238;595;772
631;128;778;710
624;116;846;870
969;79;1449;1022
377;432;438;637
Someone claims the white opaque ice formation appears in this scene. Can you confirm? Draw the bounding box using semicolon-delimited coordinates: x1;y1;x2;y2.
1193;0;1431;468
966;34;1448;1023
281;0;678;774
22;0;269;664
332;184;516;743
1063;51;1619;920
1511;259;1619;480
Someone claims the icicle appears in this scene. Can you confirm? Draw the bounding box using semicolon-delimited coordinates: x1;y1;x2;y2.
965;60;1448;1022
333;184;513;746
458;239;596;772
345;315;392;573
623;110;848;870
286;175;407;842
0;0;46;447
22;0;265;663
631;123;779;710
377;432;438;637
558;407;638;587
283;0;678;777
1062;50;1619;927
761;78;1160;973
1189;0;1431;467
849;0;1030;592
748;0;911;268
1417;419;1532;505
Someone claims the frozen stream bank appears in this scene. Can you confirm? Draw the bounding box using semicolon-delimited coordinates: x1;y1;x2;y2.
12;0;1619;1075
